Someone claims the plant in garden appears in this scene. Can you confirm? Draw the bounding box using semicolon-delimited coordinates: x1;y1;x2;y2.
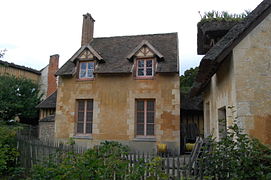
29;141;170;180
0;121;22;176
200;123;271;180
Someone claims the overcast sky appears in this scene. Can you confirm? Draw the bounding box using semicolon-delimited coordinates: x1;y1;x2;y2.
0;0;262;74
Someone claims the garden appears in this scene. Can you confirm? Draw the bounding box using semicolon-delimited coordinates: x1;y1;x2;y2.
1;120;271;180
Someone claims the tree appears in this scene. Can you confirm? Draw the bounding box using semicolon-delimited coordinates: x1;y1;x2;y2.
180;67;199;93
0;75;42;124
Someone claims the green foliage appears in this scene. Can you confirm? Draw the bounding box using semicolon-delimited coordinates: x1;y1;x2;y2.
29;141;168;180
201;123;271;179
199;10;251;23
0;121;21;176
180;67;199;93
0;75;42;121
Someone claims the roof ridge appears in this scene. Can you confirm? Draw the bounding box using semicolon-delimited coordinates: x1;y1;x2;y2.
0;59;41;75
93;32;177;40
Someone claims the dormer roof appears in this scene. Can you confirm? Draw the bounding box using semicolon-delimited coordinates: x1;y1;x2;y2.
126;40;164;60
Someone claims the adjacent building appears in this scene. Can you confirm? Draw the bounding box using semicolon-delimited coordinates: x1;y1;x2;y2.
191;0;271;144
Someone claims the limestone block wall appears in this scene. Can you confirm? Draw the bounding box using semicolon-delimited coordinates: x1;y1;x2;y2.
233;13;271;144
203;55;237;139
55;73;180;152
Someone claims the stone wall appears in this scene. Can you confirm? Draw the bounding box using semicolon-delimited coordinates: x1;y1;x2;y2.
233;13;271;144
203;54;237;139
39;121;55;140
55;73;180;152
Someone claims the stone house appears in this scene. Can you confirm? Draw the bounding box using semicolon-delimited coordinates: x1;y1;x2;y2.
38;13;180;152
191;0;271;144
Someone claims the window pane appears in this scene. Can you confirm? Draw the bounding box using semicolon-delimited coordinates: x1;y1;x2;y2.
86;123;92;133
87;100;93;111
146;68;153;76
147;100;155;111
86;112;93;122
137;69;144;76
78;101;85;111
138;60;144;67
80;62;86;69
147;112;154;123
78;112;84;122
137;100;144;111
88;62;94;69
137;112;144;123
147;124;154;135
77;123;84;133
137;124;144;135
80;69;86;78
146;60;152;67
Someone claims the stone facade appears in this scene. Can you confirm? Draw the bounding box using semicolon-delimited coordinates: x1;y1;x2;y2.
55;73;180;152
203;13;271;144
39;120;55;140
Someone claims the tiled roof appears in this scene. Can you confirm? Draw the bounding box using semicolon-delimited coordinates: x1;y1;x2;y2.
56;33;179;76
40;115;55;122
36;91;57;109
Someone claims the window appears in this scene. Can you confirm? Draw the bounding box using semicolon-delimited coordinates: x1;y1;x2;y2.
79;61;95;79
76;99;93;134
136;59;154;78
136;99;155;137
218;106;226;139
205;102;211;137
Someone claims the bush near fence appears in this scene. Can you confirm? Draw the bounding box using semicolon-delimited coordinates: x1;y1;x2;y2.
16;123;271;180
17;135;204;180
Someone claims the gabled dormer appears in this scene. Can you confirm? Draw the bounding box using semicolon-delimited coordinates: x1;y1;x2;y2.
67;45;103;80
127;40;164;79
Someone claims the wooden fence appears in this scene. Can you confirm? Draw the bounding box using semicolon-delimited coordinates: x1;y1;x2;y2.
16;135;205;179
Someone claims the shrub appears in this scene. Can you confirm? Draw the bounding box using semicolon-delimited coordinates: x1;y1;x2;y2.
0;121;21;176
29;141;168;180
200;123;271;179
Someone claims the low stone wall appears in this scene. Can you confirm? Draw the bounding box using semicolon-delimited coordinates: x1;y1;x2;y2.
39;121;55;140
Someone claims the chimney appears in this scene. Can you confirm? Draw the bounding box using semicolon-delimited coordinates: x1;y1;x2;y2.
81;13;95;46
47;54;59;97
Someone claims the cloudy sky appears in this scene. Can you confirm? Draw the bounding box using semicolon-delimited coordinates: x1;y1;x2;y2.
0;0;262;74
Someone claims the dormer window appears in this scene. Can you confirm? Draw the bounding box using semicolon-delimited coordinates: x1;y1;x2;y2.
137;59;154;77
79;61;95;79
